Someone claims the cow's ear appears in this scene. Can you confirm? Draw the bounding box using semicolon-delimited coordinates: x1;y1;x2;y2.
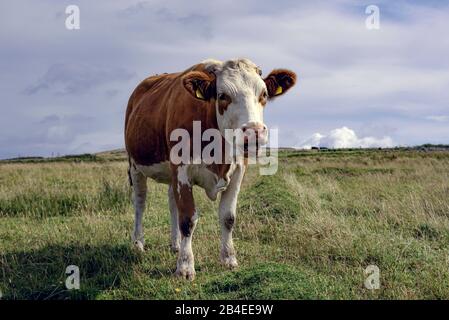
182;71;216;101
264;69;297;98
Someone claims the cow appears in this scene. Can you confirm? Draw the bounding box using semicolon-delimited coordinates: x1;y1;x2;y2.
125;58;296;280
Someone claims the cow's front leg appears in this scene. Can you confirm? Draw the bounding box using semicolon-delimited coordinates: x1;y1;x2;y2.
172;165;197;280
218;164;245;269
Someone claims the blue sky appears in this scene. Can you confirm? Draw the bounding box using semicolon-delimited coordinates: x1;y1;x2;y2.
1;0;448;158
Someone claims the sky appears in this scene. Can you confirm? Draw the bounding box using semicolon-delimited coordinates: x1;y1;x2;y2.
1;0;448;158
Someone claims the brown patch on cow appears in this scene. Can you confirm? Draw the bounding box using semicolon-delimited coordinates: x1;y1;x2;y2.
170;163;198;237
125;73;179;165
217;93;232;115
180;215;194;237
264;69;297;99
125;64;218;166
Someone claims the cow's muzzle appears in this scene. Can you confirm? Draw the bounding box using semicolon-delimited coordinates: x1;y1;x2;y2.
240;122;268;155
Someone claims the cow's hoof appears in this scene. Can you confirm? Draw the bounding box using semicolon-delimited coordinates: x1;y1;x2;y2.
133;240;145;252
175;257;196;280
175;266;196;281
221;255;238;269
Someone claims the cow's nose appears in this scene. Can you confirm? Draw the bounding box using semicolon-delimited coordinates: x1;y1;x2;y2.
241;122;267;143
241;122;267;134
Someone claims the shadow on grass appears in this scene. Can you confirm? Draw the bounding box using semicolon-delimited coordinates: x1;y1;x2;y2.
0;243;142;300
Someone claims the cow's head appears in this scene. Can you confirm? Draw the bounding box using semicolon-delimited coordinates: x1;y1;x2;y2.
183;58;296;152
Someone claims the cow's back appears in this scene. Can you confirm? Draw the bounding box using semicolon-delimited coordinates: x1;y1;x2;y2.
125;71;180;165
125;64;216;167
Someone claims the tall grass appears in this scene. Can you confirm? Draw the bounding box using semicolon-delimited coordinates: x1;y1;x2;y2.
0;150;448;299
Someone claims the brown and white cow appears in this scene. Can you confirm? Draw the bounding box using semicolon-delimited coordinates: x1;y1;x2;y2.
125;58;296;280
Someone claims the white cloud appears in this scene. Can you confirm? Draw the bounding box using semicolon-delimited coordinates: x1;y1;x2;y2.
297;126;394;149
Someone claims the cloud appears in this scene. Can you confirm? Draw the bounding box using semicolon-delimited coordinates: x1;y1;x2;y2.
426;115;448;122
1;0;449;158
0;113;103;159
297;126;394;149
24;63;136;95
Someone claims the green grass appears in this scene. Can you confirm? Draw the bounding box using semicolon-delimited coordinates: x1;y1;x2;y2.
1;149;449;299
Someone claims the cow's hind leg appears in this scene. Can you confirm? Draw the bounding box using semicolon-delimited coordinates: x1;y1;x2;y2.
168;185;181;252
130;166;147;252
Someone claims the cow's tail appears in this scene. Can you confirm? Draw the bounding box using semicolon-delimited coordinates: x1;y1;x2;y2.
127;157;133;187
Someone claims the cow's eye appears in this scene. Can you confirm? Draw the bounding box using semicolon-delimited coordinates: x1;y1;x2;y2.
218;93;230;101
259;91;268;106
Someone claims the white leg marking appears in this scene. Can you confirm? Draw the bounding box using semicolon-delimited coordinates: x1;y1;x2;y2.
175;235;196;280
168;185;181;252
218;164;245;269
220;223;238;269
176;165;190;197
131;167;147;252
175;213;198;280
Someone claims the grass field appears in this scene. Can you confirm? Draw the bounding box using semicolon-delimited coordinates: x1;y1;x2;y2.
1;149;449;299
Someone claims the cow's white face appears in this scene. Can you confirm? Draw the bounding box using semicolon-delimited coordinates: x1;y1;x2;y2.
213;59;268;146
183;58;297;150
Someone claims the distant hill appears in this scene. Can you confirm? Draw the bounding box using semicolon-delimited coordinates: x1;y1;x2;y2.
1;144;448;164
0;149;128;164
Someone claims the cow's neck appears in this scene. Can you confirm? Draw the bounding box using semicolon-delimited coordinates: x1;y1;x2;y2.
200;99;233;181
